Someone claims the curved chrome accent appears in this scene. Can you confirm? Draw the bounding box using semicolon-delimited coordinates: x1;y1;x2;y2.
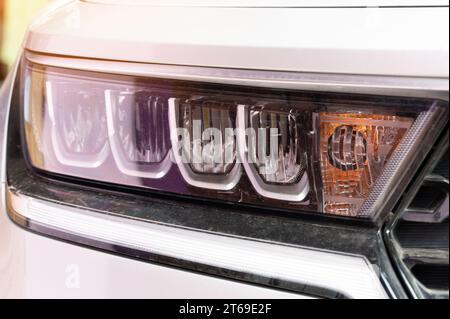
385;133;449;299
45;81;110;169
168;98;242;190
6;188;387;299
26;51;449;101
236;105;310;202
104;89;172;179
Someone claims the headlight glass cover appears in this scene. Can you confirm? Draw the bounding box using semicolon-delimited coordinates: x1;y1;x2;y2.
21;61;447;219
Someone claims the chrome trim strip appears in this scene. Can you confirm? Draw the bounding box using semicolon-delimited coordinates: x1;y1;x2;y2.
376;231;409;299
6;188;387;299
385;132;449;299
26;51;449;101
359;103;441;218
386;225;450;299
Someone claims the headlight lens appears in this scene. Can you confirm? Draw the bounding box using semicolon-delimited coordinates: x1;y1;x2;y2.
320;113;413;216
22;61;447;219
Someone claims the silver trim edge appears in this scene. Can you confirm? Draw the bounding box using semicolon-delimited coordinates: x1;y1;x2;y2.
6;188;387;299
26;51;449;101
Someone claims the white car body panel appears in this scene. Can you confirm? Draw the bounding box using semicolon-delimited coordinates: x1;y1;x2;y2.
83;0;450;7
26;2;448;77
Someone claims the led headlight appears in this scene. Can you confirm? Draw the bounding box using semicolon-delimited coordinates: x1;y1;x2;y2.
21;60;447;219
169;97;242;190
237;104;310;202
105;89;172;178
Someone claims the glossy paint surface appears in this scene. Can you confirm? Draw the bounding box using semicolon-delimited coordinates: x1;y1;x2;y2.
25;2;449;77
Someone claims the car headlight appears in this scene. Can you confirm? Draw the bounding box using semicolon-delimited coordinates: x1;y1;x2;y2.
21;58;447;220
4;52;448;299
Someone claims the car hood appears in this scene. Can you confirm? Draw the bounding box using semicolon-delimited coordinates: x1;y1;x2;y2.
83;0;449;7
25;0;449;77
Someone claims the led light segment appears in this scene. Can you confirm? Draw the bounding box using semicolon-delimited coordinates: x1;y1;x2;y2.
184;100;236;174
26;69;109;168
320;113;414;216
237;105;310;202
105;89;172;178
249;105;306;184
169;98;242;190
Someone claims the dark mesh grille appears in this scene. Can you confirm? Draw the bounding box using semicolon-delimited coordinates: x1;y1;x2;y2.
411;264;449;291
433;150;449;180
391;146;449;297
409;184;447;211
396;219;449;249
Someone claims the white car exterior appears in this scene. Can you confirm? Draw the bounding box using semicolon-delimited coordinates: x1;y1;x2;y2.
0;0;448;298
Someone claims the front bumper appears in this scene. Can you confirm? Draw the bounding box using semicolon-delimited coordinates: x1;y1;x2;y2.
0;201;306;299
